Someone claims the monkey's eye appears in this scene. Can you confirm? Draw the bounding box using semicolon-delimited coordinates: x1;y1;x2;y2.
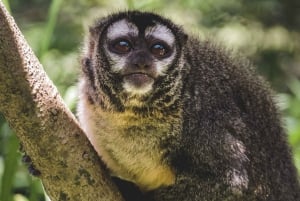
112;40;132;54
150;43;169;58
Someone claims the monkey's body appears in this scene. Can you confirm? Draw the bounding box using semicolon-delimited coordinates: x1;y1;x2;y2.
78;11;300;201
78;96;179;190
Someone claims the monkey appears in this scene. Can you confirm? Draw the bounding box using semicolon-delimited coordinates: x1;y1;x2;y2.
77;11;300;201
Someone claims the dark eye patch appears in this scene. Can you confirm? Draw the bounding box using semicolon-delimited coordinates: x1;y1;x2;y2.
150;41;171;58
111;39;132;54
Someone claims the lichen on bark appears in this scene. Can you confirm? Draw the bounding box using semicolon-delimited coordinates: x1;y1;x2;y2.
0;2;124;201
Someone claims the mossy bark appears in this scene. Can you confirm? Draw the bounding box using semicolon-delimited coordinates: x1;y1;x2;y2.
0;2;124;201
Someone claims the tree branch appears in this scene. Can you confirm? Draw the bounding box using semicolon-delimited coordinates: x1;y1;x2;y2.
0;2;124;201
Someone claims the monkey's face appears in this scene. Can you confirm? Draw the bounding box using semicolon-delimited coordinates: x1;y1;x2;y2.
103;19;177;95
83;12;187;109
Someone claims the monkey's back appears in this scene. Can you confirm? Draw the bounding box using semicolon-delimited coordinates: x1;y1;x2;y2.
176;37;300;200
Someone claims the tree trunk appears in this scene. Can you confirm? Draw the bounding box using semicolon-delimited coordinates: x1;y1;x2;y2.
0;2;124;201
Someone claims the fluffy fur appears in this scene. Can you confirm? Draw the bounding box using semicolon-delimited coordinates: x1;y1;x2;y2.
78;11;300;201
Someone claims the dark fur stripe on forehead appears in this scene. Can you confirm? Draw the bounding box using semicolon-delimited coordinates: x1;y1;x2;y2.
90;11;187;46
128;14;156;34
85;11;188;111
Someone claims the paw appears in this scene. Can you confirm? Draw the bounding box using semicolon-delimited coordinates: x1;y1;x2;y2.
21;153;41;177
224;133;249;194
226;168;248;195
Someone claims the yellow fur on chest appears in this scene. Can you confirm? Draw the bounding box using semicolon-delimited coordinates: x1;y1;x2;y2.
83;104;179;190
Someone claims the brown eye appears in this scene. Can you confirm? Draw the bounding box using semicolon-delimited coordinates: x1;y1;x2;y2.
151;43;169;57
113;40;131;54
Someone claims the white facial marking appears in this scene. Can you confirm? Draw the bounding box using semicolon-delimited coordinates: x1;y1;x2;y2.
123;81;153;95
145;24;175;46
106;19;138;41
107;54;127;73
105;19;138;73
146;24;176;75
155;51;176;76
105;21;177;95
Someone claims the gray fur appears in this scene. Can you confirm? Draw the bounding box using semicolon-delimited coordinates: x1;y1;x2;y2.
78;11;300;201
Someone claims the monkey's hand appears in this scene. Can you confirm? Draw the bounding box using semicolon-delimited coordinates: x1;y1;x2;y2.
148;173;249;201
148;132;250;201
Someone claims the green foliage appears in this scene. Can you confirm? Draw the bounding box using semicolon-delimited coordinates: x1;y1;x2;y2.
0;118;45;201
284;78;300;170
38;0;63;57
2;0;11;13
1;122;19;201
0;0;299;200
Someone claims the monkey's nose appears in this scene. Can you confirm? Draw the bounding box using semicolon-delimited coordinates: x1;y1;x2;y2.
134;63;149;69
131;51;152;69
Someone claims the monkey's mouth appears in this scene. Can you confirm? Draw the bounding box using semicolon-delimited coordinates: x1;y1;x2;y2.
123;73;154;89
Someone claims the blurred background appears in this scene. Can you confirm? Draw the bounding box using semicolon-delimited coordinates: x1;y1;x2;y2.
0;0;299;200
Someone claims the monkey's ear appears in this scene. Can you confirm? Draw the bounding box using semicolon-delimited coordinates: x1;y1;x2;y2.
81;25;99;67
177;27;188;46
81;57;91;68
181;32;188;44
89;26;100;39
81;57;93;77
86;26;99;55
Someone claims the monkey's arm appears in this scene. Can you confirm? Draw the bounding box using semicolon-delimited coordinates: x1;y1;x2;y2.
113;131;249;201
147;124;251;201
148;173;253;201
113;174;242;201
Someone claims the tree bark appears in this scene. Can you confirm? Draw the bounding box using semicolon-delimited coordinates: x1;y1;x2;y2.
0;2;124;201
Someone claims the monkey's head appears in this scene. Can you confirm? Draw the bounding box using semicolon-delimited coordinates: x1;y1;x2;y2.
81;11;187;110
